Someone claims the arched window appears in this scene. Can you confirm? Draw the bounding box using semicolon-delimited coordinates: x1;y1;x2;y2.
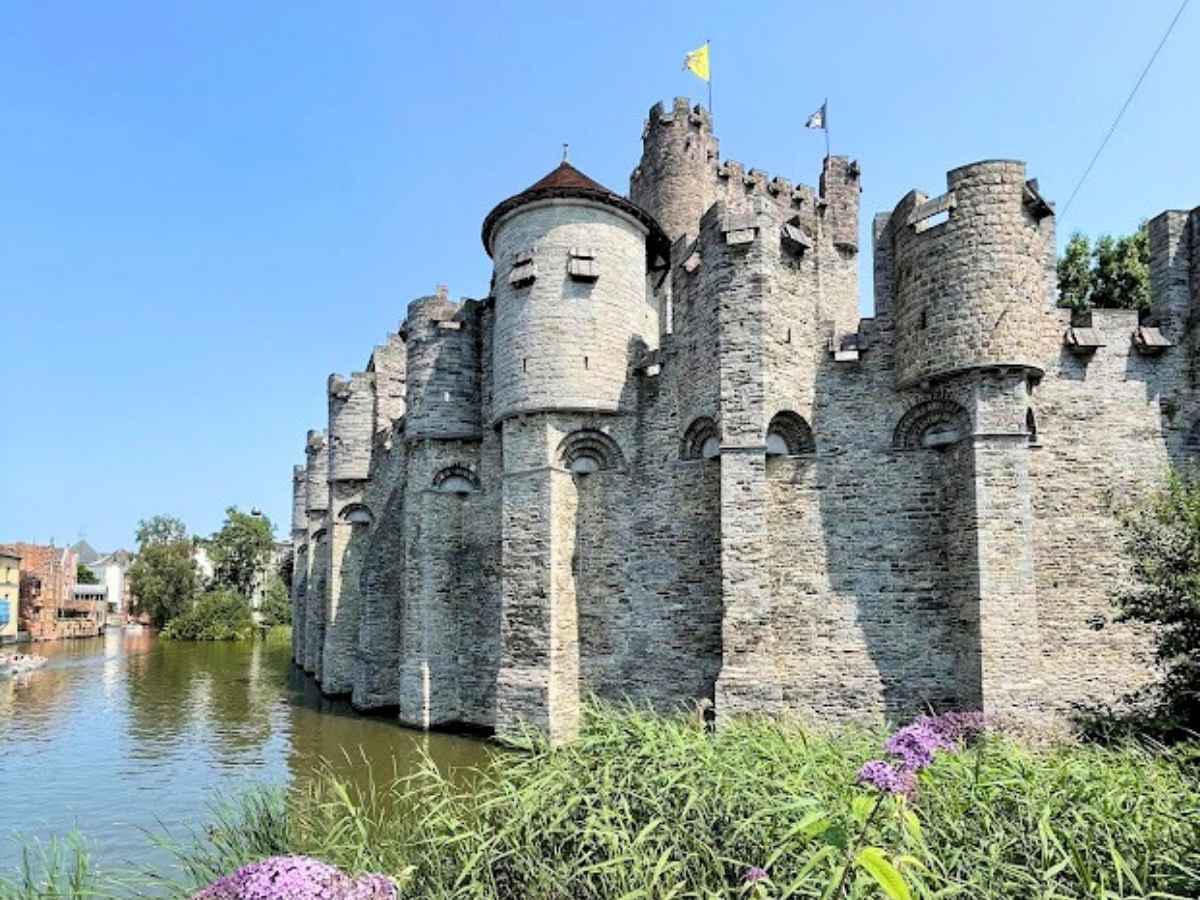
1026;408;1038;444
338;503;373;526
681;417;720;460
558;429;624;475
893;398;971;450
433;464;480;494
766;411;815;456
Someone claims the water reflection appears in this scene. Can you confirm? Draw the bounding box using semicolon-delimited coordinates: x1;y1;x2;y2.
0;632;491;877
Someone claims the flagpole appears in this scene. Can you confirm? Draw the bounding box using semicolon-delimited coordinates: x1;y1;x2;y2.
824;98;830;159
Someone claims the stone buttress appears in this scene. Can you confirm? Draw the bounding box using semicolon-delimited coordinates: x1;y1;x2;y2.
320;370;375;694
302;430;329;676
289;463;307;664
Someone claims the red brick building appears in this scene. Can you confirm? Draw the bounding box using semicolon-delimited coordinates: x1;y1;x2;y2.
0;542;101;641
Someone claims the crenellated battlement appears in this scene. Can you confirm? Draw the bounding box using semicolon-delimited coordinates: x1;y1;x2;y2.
328;370;376;482
303;430;328;514
367;331;407;440
291;464;307;534
402;287;483;441
631;95;858;268
885;159;1054;389
1148;207;1200;335
641;97;714;141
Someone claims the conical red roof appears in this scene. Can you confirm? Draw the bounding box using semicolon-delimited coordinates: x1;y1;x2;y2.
482;162;667;257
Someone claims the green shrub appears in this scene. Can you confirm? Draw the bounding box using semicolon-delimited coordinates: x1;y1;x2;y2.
258;575;292;628
1115;466;1200;727
161;590;254;642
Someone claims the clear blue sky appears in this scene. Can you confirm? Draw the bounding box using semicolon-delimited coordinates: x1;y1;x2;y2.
2;1;1196;552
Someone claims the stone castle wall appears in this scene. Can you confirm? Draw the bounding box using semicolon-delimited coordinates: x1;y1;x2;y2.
287;96;1198;742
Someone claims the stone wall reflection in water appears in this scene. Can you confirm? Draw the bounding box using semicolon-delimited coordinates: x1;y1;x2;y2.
0;631;491;877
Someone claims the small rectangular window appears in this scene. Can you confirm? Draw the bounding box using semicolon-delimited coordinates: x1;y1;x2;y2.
510;246;537;288
567;247;599;282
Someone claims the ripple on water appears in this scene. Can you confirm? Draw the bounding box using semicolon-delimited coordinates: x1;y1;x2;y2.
0;631;492;880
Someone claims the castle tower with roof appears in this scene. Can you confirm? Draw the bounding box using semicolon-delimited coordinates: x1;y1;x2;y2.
287;97;1199;743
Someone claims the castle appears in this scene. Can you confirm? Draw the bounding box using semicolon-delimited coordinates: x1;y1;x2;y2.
287;96;1200;743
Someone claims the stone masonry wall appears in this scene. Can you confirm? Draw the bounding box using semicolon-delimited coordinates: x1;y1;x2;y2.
288;97;1186;742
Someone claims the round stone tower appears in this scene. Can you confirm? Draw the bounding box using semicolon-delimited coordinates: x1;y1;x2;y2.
891;160;1052;389
629;97;718;245
482;161;669;422
402;288;481;441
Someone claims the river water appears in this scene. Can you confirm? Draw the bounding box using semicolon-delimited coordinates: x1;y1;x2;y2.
0;631;491;880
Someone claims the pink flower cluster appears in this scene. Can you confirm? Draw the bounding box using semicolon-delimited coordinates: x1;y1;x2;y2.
856;710;988;797
193;855;396;900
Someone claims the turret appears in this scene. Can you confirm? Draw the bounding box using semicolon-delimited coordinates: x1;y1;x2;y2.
1148;207;1200;335
820;156;861;254
304;430;329;513
630;97;718;247
401;287;481;440
291;465;307;535
328;371;375;481
367;332;407;439
289;462;308;665
483;161;669;422
887;160;1054;389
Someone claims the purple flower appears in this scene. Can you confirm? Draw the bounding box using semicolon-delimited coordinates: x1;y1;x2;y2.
192;855;396;900
742;866;769;883
856;760;915;796
918;710;988;746
883;721;954;772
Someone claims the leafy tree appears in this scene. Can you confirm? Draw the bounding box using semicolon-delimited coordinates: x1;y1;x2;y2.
1092;227;1150;310
128;515;198;626
161;590;255;641
1114;467;1200;727
1056;223;1149;312
208;507;276;598
1056;233;1093;311
259;575;292;628
137;515;188;547
76;563;99;585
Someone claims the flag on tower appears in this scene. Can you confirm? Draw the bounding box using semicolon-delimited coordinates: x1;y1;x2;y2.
683;42;710;82
805;101;827;130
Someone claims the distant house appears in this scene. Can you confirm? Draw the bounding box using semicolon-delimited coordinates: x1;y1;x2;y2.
70;540;100;567
3;542;97;641
88;550;133;620
68;583;108;636
0;547;20;643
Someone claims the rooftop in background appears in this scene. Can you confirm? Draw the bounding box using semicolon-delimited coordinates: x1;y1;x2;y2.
71;540;99;565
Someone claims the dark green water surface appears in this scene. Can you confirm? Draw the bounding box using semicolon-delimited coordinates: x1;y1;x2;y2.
0;631;491;877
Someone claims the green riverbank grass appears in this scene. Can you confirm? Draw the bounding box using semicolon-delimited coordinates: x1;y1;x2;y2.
4;705;1199;898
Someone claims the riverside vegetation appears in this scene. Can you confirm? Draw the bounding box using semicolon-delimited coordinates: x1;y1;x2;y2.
130;508;292;641
2;705;1198;899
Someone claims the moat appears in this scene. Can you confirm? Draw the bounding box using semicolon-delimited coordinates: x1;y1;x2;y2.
0;631;490;878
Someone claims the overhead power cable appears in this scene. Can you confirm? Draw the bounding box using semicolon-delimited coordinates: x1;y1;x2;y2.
1059;0;1190;220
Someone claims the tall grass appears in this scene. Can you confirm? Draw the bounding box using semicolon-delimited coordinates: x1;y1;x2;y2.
197;704;1200;898
7;705;1200;897
0;835;144;900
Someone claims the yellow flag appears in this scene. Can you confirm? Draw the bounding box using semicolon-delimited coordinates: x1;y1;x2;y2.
683;42;710;82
